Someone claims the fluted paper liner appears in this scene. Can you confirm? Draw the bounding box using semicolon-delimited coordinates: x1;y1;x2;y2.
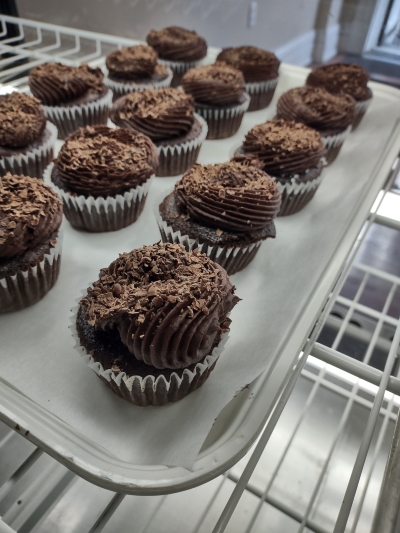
321;126;351;165
158;57;205;87
245;77;278;111
275;171;324;217
105;67;173;99
70;297;228;406
0;121;57;179
155;192;263;275
352;96;372;131
156;113;208;177
0;224;63;313
42;90;113;140
44;163;152;232
194;93;250;139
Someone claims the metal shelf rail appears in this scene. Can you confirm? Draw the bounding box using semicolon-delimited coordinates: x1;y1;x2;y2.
1;14;400;533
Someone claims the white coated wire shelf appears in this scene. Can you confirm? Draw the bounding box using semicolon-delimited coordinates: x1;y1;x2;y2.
1;14;400;533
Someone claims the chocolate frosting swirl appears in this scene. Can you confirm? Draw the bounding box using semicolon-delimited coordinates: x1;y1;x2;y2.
110;88;195;142
29;63;106;106
0;92;46;149
54;125;158;197
80;242;239;369
175;162;281;232
182;62;245;105
0;173;63;259
276;86;356;131
146;26;207;62
216;46;280;82
306;63;371;102
237;120;326;175
106;45;158;80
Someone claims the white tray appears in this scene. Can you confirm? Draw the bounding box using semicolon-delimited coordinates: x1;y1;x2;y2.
1;64;400;495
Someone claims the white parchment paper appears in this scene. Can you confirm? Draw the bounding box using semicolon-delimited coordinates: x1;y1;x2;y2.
0;66;399;469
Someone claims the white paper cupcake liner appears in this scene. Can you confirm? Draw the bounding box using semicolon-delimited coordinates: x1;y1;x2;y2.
274;171;324;216
321;126;351;165
70;297;228;406
0;223;63;313
156;113;208;177
352;96;373;130
0;121;58;179
105;67;173;99
194;93;250;140
155;199;263;275
44;163;152;232
245;77;278;111
158;57;205;87
42;90;113;140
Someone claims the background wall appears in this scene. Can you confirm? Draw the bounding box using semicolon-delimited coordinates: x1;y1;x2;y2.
16;0;379;64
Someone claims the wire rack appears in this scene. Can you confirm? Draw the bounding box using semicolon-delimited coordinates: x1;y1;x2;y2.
1;14;400;533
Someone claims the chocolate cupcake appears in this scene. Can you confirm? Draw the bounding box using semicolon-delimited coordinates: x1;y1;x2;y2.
276;87;356;164
181;62;250;139
0;173;63;313
73;242;239;406
146;26;207;87
157;162;281;275
216;46;280;112
29;63;112;140
44;125;158;232
234;120;326;216
110;88;207;177
0;92;57;179
105;45;173;100
306;63;372;130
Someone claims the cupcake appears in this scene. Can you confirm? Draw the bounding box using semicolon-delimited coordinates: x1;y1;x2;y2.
105;45;173;100
0;92;57;179
181;62;250;139
44;125;158;232
73;242;239;406
0;173;63;313
157;161;281;275
306;63;372;130
29;63;113;140
146;26;207;87
276;86;356;164
110;88;207;177
234;120;326;216
216;46;280;112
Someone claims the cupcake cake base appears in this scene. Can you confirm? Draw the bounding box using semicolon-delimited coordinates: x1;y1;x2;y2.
352;89;373;131
0;122;57;179
246;78;278;112
105;67;173;100
43;90;113;140
194;93;250;140
156;114;208;177
320;126;351;165
274;165;324;216
45;163;152;233
157;192;275;275
0;229;62;313
73;306;226;406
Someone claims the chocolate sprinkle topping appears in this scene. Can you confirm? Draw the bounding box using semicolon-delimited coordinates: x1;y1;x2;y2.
175;162;281;232
216;46;280;83
80;242;239;369
0;92;46;149
276;86;356;131
182;62;245;105
110;88;195;141
146;26;207;62
236;119;326;175
0;173;63;259
306;63;371;102
106;45;158;80
29;63;106;106
54;125;158;198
